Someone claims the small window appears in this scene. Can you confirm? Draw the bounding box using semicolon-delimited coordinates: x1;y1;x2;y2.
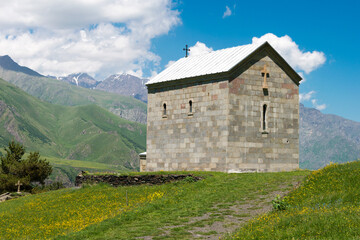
189;100;193;113
163;103;167;116
262;104;267;131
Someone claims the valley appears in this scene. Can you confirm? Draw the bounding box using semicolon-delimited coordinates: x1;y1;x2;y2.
0;78;146;174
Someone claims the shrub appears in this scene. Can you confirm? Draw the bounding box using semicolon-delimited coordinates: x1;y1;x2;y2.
272;195;289;211
183;176;196;183
0;141;52;192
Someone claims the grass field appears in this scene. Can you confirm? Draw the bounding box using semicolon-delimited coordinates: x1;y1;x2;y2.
2;161;360;239
0;184;163;239
226;160;360;239
0;170;308;240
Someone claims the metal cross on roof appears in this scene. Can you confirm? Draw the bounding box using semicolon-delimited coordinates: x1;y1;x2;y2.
183;45;190;58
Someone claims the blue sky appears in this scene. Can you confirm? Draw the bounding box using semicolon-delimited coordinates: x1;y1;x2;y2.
0;0;358;121
151;0;360;121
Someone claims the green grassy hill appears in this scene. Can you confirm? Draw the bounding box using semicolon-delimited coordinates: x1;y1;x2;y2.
228;160;360;239
0;170;308;239
0;66;147;124
0;78;146;168
1;161;359;239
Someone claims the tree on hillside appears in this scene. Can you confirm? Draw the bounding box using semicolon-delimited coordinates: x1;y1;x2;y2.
0;141;52;192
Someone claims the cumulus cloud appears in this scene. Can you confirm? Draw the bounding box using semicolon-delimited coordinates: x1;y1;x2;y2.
223;6;232;18
299;91;316;102
300;90;326;110
311;99;327;110
189;41;213;57
0;0;181;79
252;33;326;74
165;60;176;68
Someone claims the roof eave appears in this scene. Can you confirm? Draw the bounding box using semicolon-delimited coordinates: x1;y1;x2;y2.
147;71;230;90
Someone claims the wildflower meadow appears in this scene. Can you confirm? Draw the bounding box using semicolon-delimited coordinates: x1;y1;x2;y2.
0;184;164;239
227;160;360;239
0;169;311;239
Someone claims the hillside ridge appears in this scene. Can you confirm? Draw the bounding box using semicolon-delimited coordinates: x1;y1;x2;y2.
0;55;42;77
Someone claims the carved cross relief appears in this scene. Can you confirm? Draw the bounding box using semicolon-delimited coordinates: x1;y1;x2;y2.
261;64;269;89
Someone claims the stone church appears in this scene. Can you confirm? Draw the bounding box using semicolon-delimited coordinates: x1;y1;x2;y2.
140;41;301;173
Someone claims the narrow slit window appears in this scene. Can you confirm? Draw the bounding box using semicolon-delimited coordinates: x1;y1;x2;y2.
163;103;167;116
189;100;193;113
263;104;267;131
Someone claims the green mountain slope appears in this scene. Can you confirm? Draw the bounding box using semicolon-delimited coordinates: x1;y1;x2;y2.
0;78;146;168
0;65;147;124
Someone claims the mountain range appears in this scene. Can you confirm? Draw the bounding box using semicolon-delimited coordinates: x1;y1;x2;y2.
0;55;147;124
57;73;99;89
0;55;359;170
96;74;148;102
57;72;148;102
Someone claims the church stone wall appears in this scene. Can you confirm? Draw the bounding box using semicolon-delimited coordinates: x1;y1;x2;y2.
227;54;299;172
146;79;230;171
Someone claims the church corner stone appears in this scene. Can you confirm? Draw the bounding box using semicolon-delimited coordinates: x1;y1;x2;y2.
142;44;300;173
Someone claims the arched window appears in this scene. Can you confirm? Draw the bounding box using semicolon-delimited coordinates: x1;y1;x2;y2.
262;104;267;131
163;103;167;116
189;100;193;113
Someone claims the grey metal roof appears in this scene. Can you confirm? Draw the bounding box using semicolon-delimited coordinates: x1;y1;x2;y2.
147;42;266;85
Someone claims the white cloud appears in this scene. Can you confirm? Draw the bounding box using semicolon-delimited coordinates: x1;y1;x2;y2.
300;90;326;110
299;91;316;102
165;60;176;68
189;41;213;57
0;0;181;79
311;99;327;110
252;33;326;74
223;6;232;18
316;105;326;111
161;42;213;73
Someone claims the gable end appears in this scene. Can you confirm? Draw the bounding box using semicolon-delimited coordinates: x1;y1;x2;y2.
228;42;302;86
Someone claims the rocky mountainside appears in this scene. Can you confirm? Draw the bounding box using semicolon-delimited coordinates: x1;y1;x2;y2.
58;73;100;89
96;74;148;102
0;55;42;77
0;56;147;124
299;103;360;169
